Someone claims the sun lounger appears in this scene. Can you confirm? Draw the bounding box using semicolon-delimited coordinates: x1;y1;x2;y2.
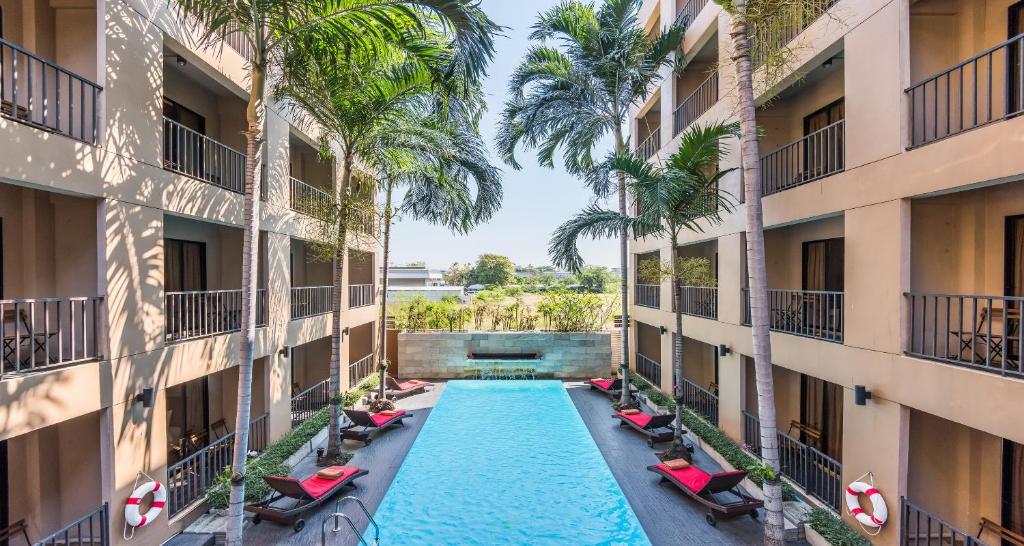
613;411;675;447
647;463;763;526
341;409;409;445
588;377;636;398
245;466;368;532
384;377;432;398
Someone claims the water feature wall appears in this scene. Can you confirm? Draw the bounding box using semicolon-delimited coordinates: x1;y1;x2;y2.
397;332;612;379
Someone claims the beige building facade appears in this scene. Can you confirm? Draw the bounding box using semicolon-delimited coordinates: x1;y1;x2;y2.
631;0;1024;544
0;1;381;544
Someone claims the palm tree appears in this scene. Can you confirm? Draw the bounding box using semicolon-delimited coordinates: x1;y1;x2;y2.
368;101;502;401
169;2;495;541
276;25;495;458
497;0;687;407
549;121;737;454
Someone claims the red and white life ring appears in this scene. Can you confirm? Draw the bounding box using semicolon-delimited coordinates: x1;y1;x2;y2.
125;480;166;527
845;481;888;528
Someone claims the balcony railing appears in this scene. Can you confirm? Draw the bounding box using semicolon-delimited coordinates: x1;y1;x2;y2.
637;130;661;160
291;378;331;428
760;119;845;196
679;378;718;425
672;286;718;319
742;288;844;343
906;293;1021;379
742;411;842;511
677;0;710;26
163;117;246;193
291;286;333;319
34;503;109;546
224;23;255;62
348;284;375;308
751;0;839;66
1;296;104;376
907;32;1024;148
900;498;985;546
167;413;268;517
290;177;333;217
0;37;102;144
636;352;661;387
673;71;718;136
348;353;375;388
165;289;267;343
352;208;378;237
635;284;661;309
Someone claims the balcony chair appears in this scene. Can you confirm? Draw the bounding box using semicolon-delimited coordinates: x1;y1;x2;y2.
950;307;1020;368
0;519;31;546
977;517;1024;546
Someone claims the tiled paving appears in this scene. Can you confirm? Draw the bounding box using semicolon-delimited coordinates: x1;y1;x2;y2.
243;381;771;546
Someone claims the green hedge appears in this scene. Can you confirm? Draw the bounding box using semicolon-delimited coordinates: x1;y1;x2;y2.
206;374;378;509
807;508;871;546
626;372;797;501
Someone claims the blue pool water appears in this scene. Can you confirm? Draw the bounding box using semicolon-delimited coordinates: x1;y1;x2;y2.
373;381;650;545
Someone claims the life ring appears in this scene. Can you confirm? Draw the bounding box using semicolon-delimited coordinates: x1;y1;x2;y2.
845;481;887;528
125;480;166;527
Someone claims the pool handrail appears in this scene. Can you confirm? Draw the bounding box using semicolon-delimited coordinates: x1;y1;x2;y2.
321;511;368;546
335;496;380;544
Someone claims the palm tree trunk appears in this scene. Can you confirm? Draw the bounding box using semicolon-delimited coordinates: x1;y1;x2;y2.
613;125;632;406
326;153;353;458
670;232;685;446
728;12;786;545
225;62;265;546
377;181;395;400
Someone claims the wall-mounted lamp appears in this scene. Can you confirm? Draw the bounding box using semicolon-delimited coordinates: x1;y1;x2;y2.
135;387;155;409
854;385;873;406
279;346;290;357
342;327;350;336
176;55;188;67
659;326;667;335
718;344;731;357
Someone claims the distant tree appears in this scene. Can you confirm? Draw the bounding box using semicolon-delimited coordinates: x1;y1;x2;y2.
444;262;473;286
577;266;614;293
466;254;515;286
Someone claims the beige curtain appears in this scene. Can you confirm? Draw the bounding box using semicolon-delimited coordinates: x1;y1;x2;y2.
165;239;182;292
1010;441;1024;537
804;242;826;291
825;382;843;461
1013;219;1023;297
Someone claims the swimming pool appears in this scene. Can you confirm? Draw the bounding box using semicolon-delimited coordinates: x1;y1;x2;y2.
373;381;650;545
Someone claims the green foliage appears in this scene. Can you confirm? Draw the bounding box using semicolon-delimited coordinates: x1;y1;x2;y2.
536;290;615;332
205;376;378;509
576;266;614;293
465;254;515;286
627;372;797;501
390;295;469;332
638;257;717;286
807;508;872;546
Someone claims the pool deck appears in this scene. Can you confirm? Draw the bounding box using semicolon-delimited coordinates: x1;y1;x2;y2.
244;380;769;546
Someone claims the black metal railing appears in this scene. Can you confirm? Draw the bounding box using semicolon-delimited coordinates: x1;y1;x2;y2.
34;503;109;546
352;208;378;236
907;32;1024;148
348;284;374;309
674;71;718;136
742;288;844;342
348;354;374;388
742;412;842;511
637;130;661;160
679;378;718;425
899;497;986;546
290;286;333;319
166;414;268;517
672;286;718;319
751;0;839;66
291;378;331;427
290;176;333;217
1;296;104;376
636;352;661;387
906;293;1021;378
677;0;710;27
760;119;845;196
635;284;661;309
165;289;267;343
0;37;102;144
163;117;246;193
223;23;254;61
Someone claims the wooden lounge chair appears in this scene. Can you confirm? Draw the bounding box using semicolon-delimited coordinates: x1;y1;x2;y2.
647;463;763;527
0;519;31;546
977;517;1024;546
245;466;368;532
613;411;675;447
341;409;409;445
588;377;636;398
384;377;432;398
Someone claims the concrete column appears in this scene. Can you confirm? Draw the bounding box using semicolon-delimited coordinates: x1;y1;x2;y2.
717;350;743;441
844;199;909;354
840;392;909;546
659;328;673;392
266;348;293;440
717;232;744;325
265;109;290;207
266;231;290;327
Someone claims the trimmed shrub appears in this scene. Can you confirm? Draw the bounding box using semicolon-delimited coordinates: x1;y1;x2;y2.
807;508;872;546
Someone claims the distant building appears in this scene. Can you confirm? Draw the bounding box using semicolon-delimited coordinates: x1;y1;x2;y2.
384;265;446;287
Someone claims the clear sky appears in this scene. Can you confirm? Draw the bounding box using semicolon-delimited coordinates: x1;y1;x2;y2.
387;0;621;271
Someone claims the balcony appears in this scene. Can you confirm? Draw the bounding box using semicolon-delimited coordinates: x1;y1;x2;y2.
347;249;375;309
899;499;984;546
907;1;1024;147
291;286;333;320
164;289;267;342
347;321;375;386
673;286;718;319
636;130;661;160
742;288;844;342
635;284;661;309
290;176;333;216
750;0;838;67
635;100;661;160
1;297;105;375
34;503;110;546
162;117;246;193
674;71;718;136
291;378;330;427
672;240;718;319
635;352;662;388
760;119;844;196
676;0;710;26
676;336;719;424
673;36;718;137
287;131;335;213
635;321;662;387
634;251;662;309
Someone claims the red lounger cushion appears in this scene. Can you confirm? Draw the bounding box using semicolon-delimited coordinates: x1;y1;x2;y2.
619;412;653;428
298;466;361;499
370;409;406;427
656;464;711;493
397;381;422;391
590;379;614;390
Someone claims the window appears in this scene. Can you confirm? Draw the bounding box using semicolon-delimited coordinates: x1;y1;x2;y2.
800;374;843;461
802;238;844;292
803;98;845;178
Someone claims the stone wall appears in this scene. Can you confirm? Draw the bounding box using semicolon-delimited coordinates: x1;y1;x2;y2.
397;332;612;379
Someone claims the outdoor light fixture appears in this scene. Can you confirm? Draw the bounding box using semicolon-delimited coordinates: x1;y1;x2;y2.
342;327;350;336
659;326;667;335
279;346;290;357
135;387;155;409
855;385;873;406
175;54;187;67
718;344;731;357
